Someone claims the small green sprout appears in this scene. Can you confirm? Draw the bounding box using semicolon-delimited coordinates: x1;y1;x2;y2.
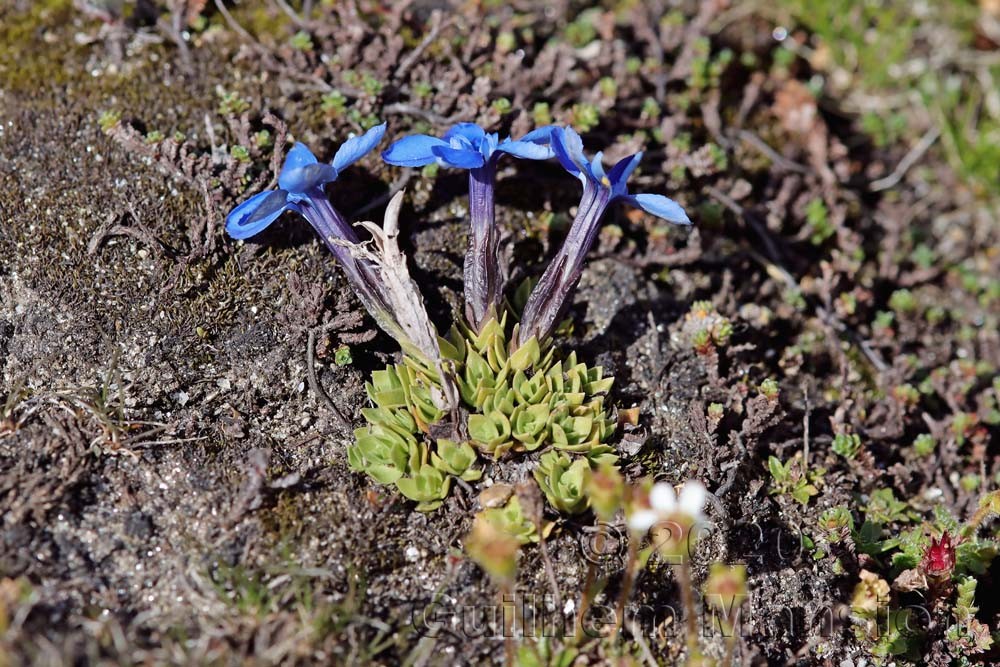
412;81;433;98
230;145;251;163
290;30;314;51
144;130;165;144
334;344;352;366
832;432;862;460
320;90;348;116
767;454;819;505
805;197;835;246
569;103;600;132
420;162;439;179
817;506;854;543
683;300;733;353
531;101;552;126
495;31;516;54
892;383;919;406
641;96;661;120
889;288;917;314
217;90;250;116
254;129;271;148
360;73;383;97
838;292;857;316
759;378;780;400
598;76;617;99
490;97;511;114
873;310;895;331
98;110;121;133
564;12;597;47
913;433;935;457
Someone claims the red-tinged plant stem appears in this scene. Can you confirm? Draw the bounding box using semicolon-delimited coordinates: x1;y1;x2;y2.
575;522;606;641
612;537;639;641
673;559;699;656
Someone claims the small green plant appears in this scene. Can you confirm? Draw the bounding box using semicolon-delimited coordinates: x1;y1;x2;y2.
532;102;552;126
913;433;935;457
805;197;835;246
832;432;862;460
491;97;512;114
759;378;780;400
682;300;733;353
254;129;271;148
334;344;353;367
768;454;820;505
889;288;917;314
217;90;250;116
290;30;314;51
321;90;348;116
563;10;598;47
569;103;599;132
230;145;251;162
412;81;433;98
865;488;914;525
98;109;121;133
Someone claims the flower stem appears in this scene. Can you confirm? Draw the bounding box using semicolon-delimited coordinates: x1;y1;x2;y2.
673;560;699;656
500;582;515;666
612;537;639;641
723;628;738;666
574;522;606;641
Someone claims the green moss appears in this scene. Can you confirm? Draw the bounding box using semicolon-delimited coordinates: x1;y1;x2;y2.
0;0;78;92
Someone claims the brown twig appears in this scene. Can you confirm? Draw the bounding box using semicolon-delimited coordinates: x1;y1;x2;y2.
869;126;940;192
394;10;447;81
306;328;350;428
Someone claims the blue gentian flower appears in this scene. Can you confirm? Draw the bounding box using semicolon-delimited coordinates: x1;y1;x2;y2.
382;123;555;332
225;123;441;362
517;126;691;347
226;123;387;241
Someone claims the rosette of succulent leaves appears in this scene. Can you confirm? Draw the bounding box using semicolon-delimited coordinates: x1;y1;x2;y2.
227;121;690;514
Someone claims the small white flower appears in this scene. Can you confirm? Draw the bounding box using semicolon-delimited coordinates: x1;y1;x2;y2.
626;480;708;534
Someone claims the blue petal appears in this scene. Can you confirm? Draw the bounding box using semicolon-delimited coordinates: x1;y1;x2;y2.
381;135;450;167
590;151;607;183
607;151;642;194
495;138;554;160
551;127;585;178
226;190;299;239
622;193;691;225
518;125;555;145
478;133;499;160
431;144;485;169
443;123;486;146
332;122;387;172
279;163;339;194
278;143;318;190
